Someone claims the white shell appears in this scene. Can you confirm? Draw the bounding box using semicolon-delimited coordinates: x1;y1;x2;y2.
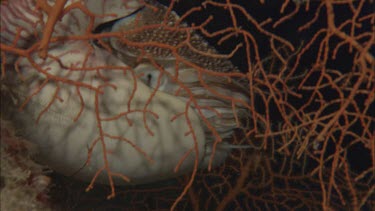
11;41;210;185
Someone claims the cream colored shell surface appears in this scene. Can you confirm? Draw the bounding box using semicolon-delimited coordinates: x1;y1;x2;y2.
9;41;210;185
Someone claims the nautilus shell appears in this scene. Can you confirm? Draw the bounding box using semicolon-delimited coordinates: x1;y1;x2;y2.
1;0;249;185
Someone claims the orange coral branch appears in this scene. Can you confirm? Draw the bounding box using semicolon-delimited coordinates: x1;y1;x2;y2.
36;0;68;58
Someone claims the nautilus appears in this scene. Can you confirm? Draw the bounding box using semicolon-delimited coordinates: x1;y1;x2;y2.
95;0;250;145
1;0;249;185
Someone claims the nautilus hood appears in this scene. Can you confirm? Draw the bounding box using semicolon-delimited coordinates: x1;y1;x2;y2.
93;0;239;72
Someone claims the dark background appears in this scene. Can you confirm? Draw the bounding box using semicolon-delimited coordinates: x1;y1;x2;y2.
157;0;374;174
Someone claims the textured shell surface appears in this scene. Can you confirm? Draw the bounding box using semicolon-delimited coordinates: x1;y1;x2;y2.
4;40;209;185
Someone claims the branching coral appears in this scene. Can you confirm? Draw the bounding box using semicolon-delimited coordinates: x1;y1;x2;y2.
0;0;373;210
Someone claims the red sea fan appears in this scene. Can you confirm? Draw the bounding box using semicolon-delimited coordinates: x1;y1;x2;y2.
1;0;374;210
